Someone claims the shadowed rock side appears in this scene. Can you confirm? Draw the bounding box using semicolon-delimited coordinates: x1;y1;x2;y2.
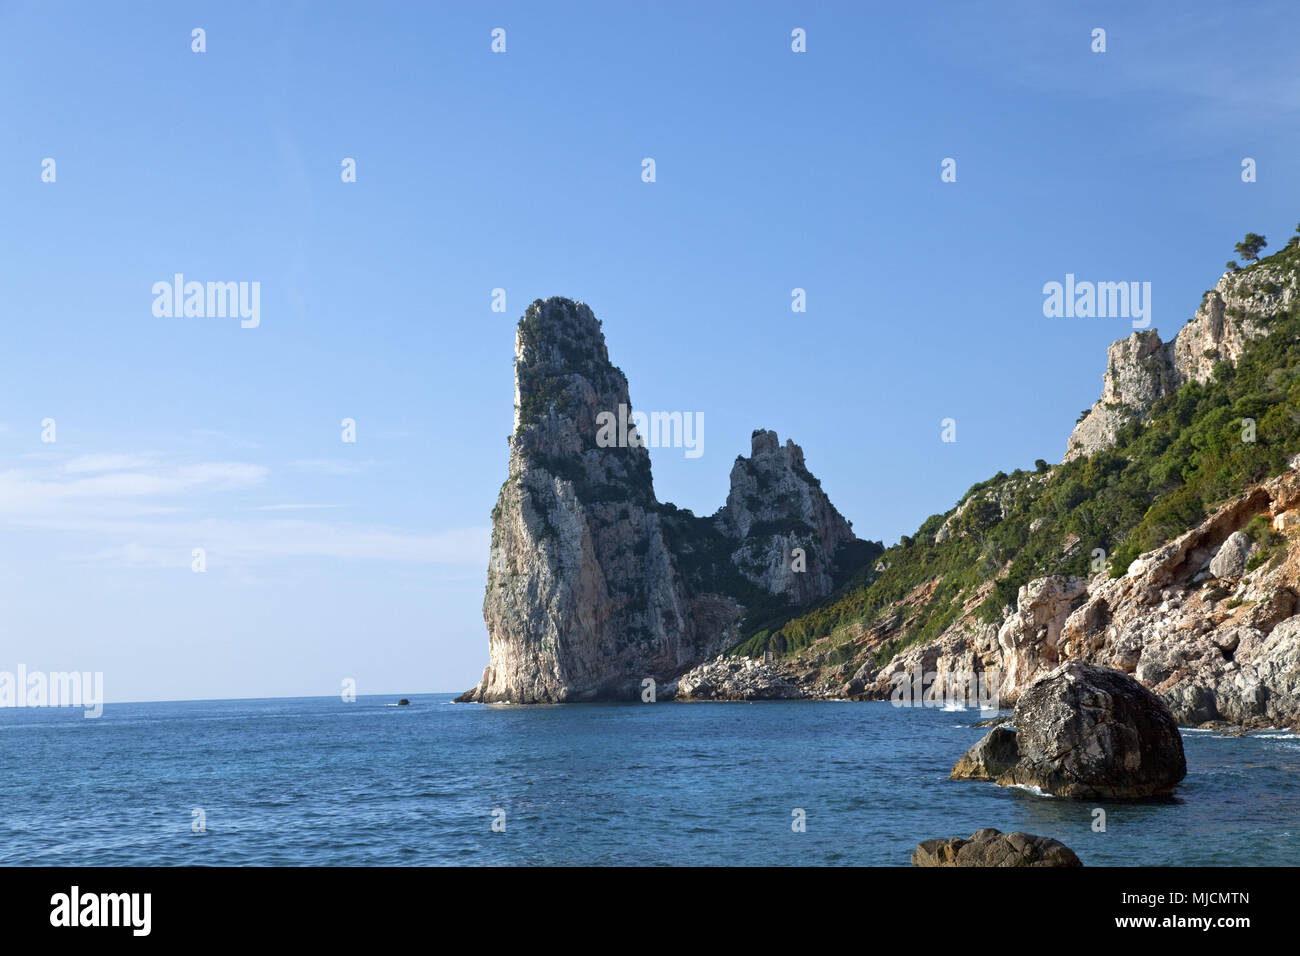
949;726;1019;780
911;828;1082;867
458;298;869;703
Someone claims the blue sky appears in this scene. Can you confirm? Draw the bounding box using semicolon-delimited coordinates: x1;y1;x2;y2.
1;1;1297;702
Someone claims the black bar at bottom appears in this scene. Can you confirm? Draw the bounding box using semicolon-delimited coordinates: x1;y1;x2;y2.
0;865;1271;942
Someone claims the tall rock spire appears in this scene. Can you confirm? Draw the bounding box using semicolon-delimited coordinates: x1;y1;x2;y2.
458;298;867;703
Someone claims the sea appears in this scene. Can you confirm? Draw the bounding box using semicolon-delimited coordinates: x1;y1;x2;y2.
3;694;1297;866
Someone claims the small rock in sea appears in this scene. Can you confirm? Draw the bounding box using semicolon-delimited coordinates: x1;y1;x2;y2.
911;828;1082;867
1197;719;1246;736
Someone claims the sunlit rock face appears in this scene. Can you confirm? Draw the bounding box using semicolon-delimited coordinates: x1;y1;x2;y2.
458;298;866;703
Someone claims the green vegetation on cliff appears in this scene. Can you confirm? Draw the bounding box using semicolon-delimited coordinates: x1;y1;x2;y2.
738;238;1300;663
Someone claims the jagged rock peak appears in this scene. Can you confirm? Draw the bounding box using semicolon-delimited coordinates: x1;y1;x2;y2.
461;298;739;704
716;428;857;604
750;427;782;458
509;296;655;507
515;298;606;378
1064;264;1299;462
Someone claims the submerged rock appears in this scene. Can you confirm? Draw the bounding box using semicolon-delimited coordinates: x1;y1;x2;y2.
911;828;1082;867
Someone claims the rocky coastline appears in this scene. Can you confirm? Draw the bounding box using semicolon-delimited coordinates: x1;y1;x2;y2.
461;245;1300;736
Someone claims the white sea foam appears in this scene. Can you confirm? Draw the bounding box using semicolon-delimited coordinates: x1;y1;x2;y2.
1005;783;1055;798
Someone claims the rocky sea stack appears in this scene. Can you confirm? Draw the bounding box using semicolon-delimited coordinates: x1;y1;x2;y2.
457;298;873;703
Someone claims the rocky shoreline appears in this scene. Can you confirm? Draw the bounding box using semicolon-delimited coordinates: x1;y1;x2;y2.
725;469;1300;733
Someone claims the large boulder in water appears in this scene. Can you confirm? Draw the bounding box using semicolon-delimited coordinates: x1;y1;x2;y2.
911;828;1082;867
996;661;1186;798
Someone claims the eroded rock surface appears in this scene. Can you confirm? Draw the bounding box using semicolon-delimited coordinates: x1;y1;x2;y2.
985;662;1187;799
911;828;1082;867
674;656;806;701
950;726;1019;781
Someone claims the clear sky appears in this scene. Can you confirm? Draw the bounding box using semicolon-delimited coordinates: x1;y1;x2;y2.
1;1;1296;702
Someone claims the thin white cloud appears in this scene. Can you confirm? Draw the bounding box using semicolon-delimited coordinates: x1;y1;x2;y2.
0;461;268;513
70;522;489;568
246;503;346;511
288;458;379;476
961;1;1300;131
63;452;163;474
0;451;486;568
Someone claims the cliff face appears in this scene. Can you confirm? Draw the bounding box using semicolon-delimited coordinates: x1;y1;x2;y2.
715;430;858;606
458;298;867;703
748;464;1300;729
1065;265;1299;461
871;468;1300;728
690;241;1300;728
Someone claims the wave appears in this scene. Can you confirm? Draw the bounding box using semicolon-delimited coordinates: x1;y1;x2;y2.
1005;783;1055;798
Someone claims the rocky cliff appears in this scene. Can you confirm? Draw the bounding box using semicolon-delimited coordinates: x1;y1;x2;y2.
700;236;1300;730
458;298;870;703
1065;264;1299;461
763;462;1300;730
716;429;858;605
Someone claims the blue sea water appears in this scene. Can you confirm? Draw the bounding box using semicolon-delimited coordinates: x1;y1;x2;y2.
2;694;1298;866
